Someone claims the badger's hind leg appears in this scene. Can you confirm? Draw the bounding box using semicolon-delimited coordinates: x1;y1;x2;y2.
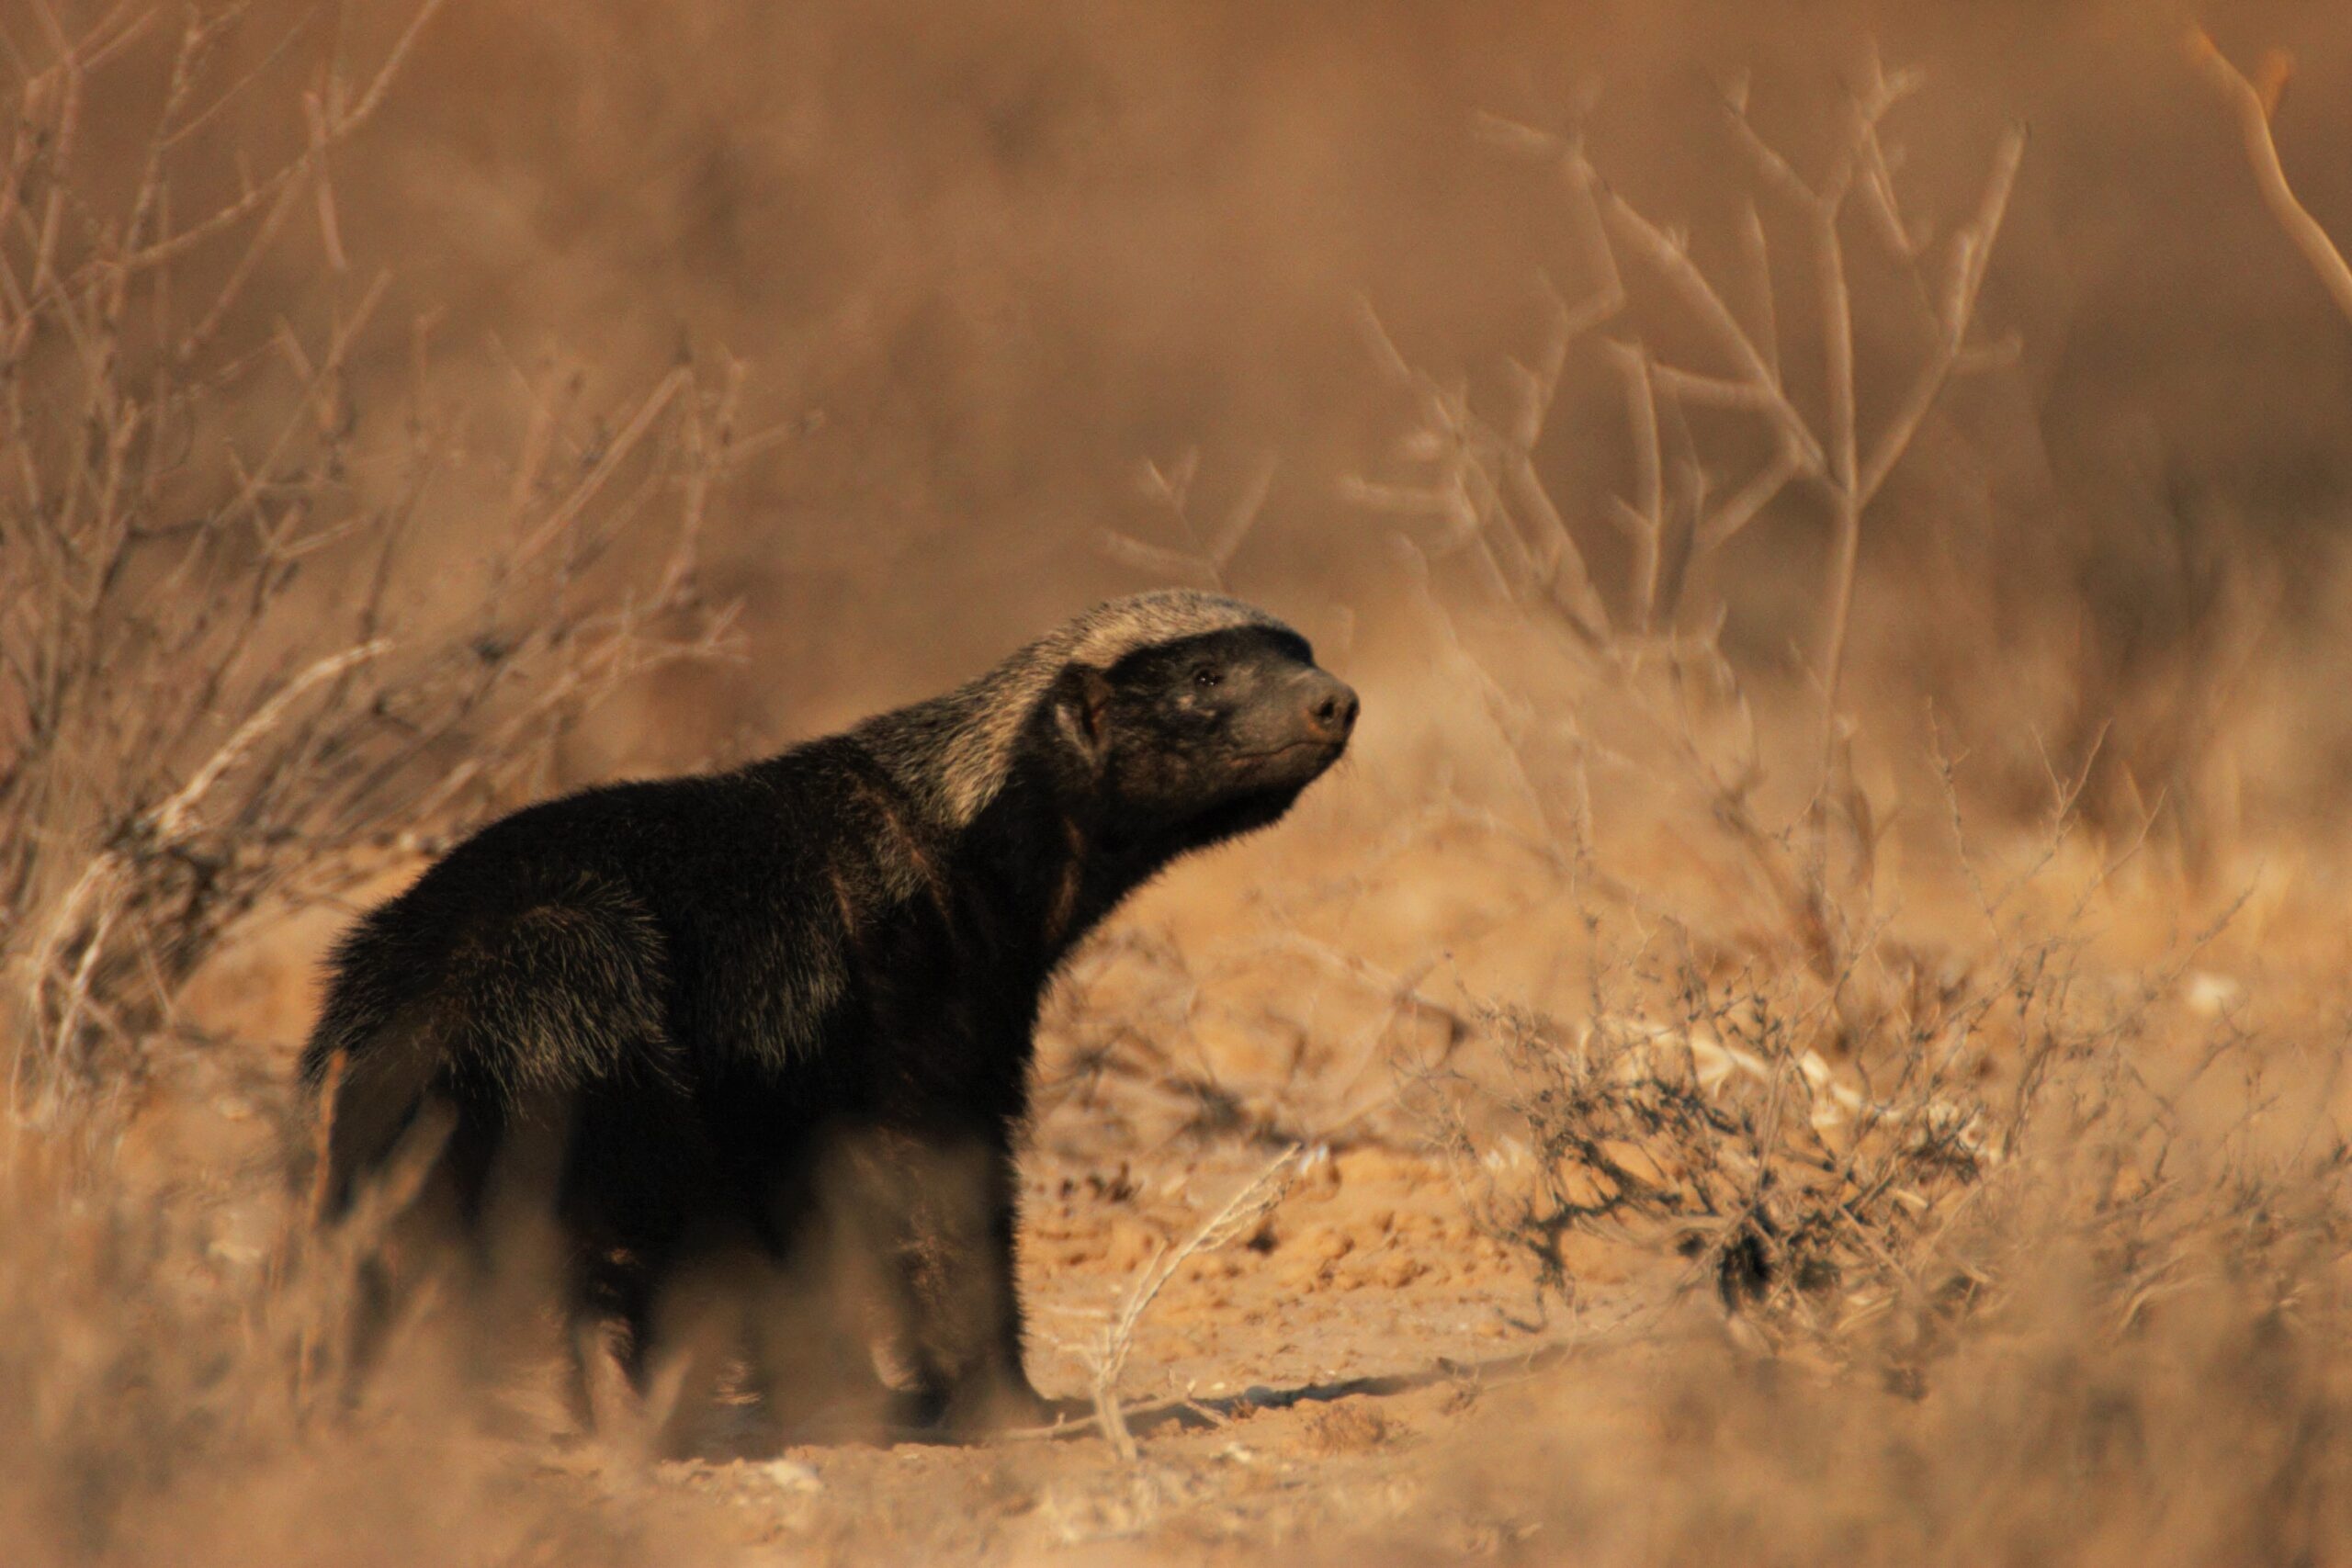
581;1134;903;1453
311;878;681;1427
558;1082;754;1457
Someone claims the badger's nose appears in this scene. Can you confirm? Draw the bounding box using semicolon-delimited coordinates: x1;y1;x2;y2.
1301;673;1359;744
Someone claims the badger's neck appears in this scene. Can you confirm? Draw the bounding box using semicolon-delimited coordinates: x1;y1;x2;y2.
842;589;1296;968
851;648;1051;830
846;588;1283;831
850;684;1148;974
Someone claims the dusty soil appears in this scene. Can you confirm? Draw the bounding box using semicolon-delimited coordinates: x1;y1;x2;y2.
560;1131;1668;1564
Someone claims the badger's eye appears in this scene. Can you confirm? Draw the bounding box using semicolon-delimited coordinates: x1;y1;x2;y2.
1192;666;1224;690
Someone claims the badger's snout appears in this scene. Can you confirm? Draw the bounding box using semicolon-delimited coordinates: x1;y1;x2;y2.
1231;665;1356;784
1295;670;1359;748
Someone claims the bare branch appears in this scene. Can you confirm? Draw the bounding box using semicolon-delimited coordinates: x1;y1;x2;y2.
1695;439;1804;555
1857;124;2024;509
2187;29;2352;329
1086;1147;1303;1462
118;0;451;276
1589;176;1826;473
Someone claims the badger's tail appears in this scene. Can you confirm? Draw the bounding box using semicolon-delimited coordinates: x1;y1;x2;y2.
299;874;672;1226
302;1007;452;1226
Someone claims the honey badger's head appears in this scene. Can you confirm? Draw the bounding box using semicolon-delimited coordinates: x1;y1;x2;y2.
867;589;1356;866
1046;610;1357;854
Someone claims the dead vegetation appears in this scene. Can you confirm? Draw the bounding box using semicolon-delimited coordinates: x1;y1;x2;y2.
2191;28;2352;330
1404;808;2351;1359
1313;67;2352;1551
0;8;741;1559
0;4;742;1125
1079;1145;1302;1461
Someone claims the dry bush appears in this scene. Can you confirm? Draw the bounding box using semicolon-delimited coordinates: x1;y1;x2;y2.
1407;1009;2352;1566
1335;55;2028;1032
1352;51;2021;771
1403;824;2330;1352
1423;1187;2352;1567
0;8;754;1562
0;5;742;1123
1347;61;2352;1558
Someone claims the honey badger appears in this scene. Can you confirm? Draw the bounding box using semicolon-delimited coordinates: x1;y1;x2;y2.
302;590;1356;1444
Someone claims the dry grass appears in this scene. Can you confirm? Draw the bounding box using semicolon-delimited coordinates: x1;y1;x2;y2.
1079;1145;1302;1461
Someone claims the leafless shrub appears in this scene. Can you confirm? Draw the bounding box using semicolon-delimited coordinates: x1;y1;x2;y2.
1354;52;2020;770
0;6;745;1123
1356;53;2352;1402
0;11;766;1555
1342;55;2024;1007
1447;1163;2352;1567
1408;818;2352;1383
1408;902;2352;1564
1395;560;2346;1401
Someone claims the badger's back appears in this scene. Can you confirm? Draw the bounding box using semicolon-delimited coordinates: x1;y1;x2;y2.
300;750;880;1217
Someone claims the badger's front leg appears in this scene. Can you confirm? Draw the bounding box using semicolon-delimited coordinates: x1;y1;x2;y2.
840;1121;1050;1436
949;1126;1054;1433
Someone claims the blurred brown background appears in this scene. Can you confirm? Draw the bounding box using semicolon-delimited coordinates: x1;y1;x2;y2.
50;0;2352;827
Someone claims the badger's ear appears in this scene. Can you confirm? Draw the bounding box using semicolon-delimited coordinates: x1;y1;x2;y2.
1050;664;1114;771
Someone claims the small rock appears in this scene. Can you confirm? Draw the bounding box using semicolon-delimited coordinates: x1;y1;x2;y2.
763;1460;823;1492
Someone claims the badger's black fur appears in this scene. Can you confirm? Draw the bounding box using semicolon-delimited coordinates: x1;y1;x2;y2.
301;590;1356;1444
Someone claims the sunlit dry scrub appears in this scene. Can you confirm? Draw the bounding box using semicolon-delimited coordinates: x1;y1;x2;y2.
0;6;742;1560
8;1;2352;1564
0;5;743;1128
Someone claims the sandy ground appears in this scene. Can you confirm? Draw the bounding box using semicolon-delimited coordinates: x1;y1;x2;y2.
553;1129;1668;1564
